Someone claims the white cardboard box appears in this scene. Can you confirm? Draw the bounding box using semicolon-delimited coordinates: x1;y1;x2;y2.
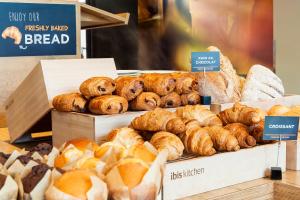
161;142;286;200
286;141;300;170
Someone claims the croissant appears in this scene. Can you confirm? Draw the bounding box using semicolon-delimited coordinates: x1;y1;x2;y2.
218;103;266;126
131;108;186;134
249;121;272;144
107;127;144;148
130;92;161;111
224;123;256;148
150;131;184;160
181;91;201;106
181;120;216;156
2;26;22;45
88;95;128;115
171;73;197;94
52;93;87;112
205;126;240;152
80;77;116;98
268;105;291;116
115;76;144;101
141;73;176;96
160;92;182;108
176;105;222;126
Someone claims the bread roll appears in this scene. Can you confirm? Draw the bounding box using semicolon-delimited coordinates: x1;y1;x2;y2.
115;76;144;101
180;91;201;106
107;127;144;148
130;92;161;111
52;93;87;112
89;95;128;115
80;77;116;98
141;73;176;96
150;131;184;160
160;92;182;108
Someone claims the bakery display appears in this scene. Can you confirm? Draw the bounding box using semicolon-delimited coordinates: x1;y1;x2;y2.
129;92;161;111
52;93;87;113
141;73;176;96
88;95;128;115
219;103;266;126
224;123;256;148
114;76;144;101
241;65;285;102
181;91;201;106
160;92;182;108
131;108;186;134
176;105;222;127
79;77;116;98
150;131;184;160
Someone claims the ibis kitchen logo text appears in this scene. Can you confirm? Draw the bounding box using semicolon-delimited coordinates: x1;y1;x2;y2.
0;2;76;57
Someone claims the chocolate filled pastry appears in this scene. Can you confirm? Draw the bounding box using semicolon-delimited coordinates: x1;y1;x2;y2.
0;153;10;166
171;73;197;94
52;93;87;113
29;143;53;156
79;77;116;98
160;92;182;108
130;92;161;111
115;76;144;101
16;155;36;165
0;174;6;191
181;91;201;105
89;95;128;115
141;73;176;96
0;173;18;200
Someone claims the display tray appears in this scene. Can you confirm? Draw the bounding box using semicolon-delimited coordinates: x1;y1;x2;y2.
161;142;286;200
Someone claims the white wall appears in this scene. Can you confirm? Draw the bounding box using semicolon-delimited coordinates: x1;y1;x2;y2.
275;0;300;94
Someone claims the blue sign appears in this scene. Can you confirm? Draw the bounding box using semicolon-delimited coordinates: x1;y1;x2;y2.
0;2;76;57
263;116;299;140
191;52;220;72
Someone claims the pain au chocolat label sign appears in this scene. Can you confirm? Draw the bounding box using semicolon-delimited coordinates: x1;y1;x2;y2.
0;2;76;57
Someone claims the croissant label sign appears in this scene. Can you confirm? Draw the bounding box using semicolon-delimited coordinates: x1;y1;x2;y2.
0;2;76;57
263;116;299;140
191;52;220;72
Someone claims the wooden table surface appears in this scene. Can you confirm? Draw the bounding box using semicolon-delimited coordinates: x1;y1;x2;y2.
1;127;300;199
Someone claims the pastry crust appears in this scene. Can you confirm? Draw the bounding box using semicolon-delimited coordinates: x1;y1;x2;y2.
131;108;186;134
219;103;266;126
205;126;240;152
89;95;128;115
171;73;197;94
52;93;87;112
180;91;201;106
141;73;176;96
176;105;222;127
107;127;144;148
181;120;216;156
115;76;144;101
160;92;181;108
130;92;161;111
224;123;256;148
268;105;291;116
80;77;116;98
150;131;184;160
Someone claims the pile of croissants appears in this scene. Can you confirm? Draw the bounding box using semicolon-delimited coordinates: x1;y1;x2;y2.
52;73;201;115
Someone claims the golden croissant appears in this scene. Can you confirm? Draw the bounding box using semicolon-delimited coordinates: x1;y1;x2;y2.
160;92;182;108
181;120;216;156
2;26;22;45
80;77;116;98
224;123;256;148
205;126;240;152
141;73;176;96
52;93;87;112
88;95;128;115
150;131;184;160
115;76;144;101
131;108;186;134
219;103;266;126
249;121;272;144
176;105;222;127
130;92;161;111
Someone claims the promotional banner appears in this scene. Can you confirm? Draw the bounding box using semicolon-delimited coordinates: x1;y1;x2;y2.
263;116;299;140
0;2;76;57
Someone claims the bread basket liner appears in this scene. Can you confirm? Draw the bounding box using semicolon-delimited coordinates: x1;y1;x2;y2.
8;160;39;178
3;150;25;168
105;149;168;200
45;171;108;200
0;174;18;200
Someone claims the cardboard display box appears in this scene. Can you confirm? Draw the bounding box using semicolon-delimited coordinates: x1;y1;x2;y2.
0;0;129;128
6;58;118;142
